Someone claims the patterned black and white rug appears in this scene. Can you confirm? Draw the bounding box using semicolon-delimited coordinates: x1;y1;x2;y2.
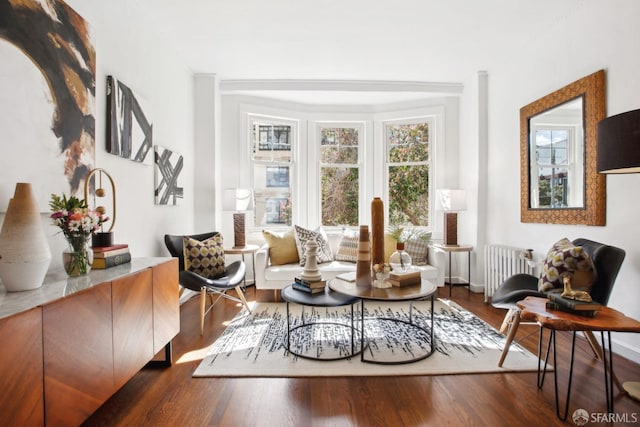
193;299;540;377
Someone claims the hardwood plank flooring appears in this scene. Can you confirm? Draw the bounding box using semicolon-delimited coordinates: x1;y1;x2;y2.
84;287;640;426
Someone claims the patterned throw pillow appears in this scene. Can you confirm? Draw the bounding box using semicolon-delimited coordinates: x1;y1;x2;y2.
262;228;299;265
294;225;333;266
404;239;429;265
335;232;359;263
183;235;225;279
538;238;596;292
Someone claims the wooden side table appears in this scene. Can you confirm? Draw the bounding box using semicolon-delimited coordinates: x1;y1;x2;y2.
224;244;260;289
431;243;473;297
517;296;640;420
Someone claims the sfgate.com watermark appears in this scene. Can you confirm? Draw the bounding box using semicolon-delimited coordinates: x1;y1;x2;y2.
572;408;639;425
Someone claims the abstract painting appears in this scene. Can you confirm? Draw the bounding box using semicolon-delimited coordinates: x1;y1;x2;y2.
0;0;96;211
154;145;184;205
106;76;153;164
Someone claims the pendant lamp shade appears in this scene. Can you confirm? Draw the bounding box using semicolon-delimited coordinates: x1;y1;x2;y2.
597;109;640;174
0;183;52;291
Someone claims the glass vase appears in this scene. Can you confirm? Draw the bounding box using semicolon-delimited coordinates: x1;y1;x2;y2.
389;243;412;272
63;236;93;276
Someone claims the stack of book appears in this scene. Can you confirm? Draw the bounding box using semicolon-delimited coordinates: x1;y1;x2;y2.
388;269;421;287
546;293;602;317
292;276;326;294
92;243;131;269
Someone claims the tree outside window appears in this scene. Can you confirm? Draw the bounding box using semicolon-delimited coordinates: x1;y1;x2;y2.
387;121;430;226
320;126;360;226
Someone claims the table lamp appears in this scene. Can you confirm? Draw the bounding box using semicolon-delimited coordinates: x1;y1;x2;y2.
597;108;640;401
223;188;254;248
437;189;466;246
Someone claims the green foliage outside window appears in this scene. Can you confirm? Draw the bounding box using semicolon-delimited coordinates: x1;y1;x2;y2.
388;123;430;226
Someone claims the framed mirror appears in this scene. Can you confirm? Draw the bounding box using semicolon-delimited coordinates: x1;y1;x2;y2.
520;70;606;225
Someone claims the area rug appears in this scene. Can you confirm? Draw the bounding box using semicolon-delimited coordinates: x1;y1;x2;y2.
193;299;541;377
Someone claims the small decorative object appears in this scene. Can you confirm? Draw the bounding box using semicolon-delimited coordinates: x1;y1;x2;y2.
389;243;412;272
50;193;109;276
561;275;593;302
223;188;254;248
355;225;372;287
436;189;466;246
372;263;392;288
371;197;385;267
0;183;52;292
85;168;117;247
300;240;322;283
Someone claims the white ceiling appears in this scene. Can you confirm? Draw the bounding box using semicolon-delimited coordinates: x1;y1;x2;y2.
69;0;585;105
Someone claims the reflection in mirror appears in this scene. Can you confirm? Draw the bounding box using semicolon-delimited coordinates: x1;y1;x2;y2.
520;70;606;225
529;97;584;209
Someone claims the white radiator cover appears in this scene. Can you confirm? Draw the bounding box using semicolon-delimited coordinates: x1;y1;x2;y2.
483;244;534;302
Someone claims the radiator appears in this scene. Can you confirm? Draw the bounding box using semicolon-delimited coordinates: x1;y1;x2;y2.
484;244;534;303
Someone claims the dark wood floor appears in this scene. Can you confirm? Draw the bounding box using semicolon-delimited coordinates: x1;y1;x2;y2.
84;286;640;426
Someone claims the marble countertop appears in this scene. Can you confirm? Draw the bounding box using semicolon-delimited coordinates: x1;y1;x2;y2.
0;257;175;319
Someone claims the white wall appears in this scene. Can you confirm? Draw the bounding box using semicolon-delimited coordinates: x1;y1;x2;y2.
0;1;195;271
483;1;640;361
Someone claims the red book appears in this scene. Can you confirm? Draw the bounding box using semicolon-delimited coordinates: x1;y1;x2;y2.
92;243;129;253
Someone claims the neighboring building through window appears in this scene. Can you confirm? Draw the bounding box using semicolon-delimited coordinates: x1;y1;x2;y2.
251;116;295;226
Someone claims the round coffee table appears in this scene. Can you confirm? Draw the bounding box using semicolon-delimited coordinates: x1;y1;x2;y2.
329;278;437;364
281;284;361;361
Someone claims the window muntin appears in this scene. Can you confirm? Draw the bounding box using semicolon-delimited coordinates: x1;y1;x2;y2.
386;121;430;227
319;126;361;227
251;117;295;226
530;125;581;208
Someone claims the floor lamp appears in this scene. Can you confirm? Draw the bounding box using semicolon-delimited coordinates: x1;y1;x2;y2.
436;189;466;246
223;188;254;249
597;108;640;401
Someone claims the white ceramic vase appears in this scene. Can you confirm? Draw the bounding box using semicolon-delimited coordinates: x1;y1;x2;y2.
0;183;52;292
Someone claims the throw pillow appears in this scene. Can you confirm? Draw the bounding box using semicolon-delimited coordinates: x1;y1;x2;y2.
294;225;333;266
335;231;359;263
262;228;299;265
183;235;225;279
538;238;596;292
404;239;429;265
384;233;397;263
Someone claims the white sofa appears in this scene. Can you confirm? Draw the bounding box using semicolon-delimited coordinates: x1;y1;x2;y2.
254;232;444;293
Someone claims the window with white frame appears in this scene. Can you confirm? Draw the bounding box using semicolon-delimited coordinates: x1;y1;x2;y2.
319;124;362;226
250;116;296;226
385;119;431;227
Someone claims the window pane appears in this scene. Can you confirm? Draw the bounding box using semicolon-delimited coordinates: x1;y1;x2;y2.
388;165;429;226
537;167;568;208
320;127;359;164
388;123;429;163
252;123;292;162
535;129;568;166
253;164;292;226
321;167;359;226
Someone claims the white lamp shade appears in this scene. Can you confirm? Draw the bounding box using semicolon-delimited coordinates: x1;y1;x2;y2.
223;188;254;211
437;189;467;211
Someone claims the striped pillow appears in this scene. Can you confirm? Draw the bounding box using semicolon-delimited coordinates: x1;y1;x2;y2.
335;232;359;263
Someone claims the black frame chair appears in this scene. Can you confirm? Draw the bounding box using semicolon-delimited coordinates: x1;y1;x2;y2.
165;232;251;335
491;238;625;367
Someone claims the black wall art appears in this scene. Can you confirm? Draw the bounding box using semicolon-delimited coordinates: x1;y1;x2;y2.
0;0;96;210
154;145;184;205
106;76;153;164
